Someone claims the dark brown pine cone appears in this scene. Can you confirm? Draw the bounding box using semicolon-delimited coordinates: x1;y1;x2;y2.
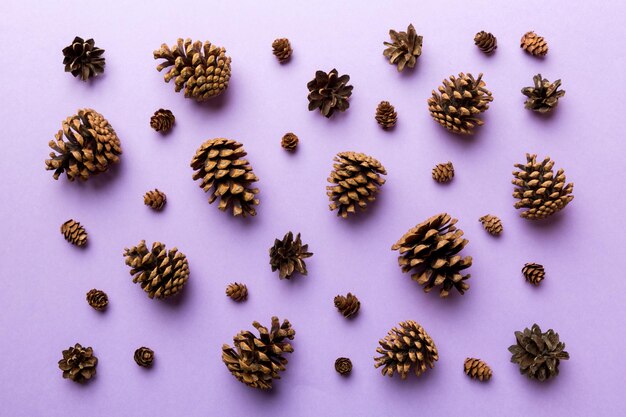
62;36;105;81
474;31;497;54
134;347;155;368
58;343;98;383
334;293;360;318
150;109;175;132
269;232;313;279
226;282;248;302
281;132;299;151
479;214;503;235
61;219;88;247
307;69;353;118
509;324;569;381
144;189;167;210
464;358;492;381
522;74;565;113
521;31;548;57
375;101;397;129
86;289;108;311
335;357;352;375
432;162;454;183
272;38;292;62
383;24;423;71
522;263;545;286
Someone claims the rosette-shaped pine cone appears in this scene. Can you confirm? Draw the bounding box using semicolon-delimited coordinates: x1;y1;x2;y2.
521;31;548;57
46;109;122;181
150;109;175;132
58;343;98;383
512;154;574;220
222;316;295;390
123;240;189;300
432;161;454;183
272;38;292;62
62;36;105;81
226;282;248;302
374;320;438;379
474;31;497;54
281;132;299;151
327;152;387;218
522;263;545;286
307;69;353;118
464;358;492;381
375;101;397;129
61;219;88;247
134;347;154;368
154;38;231;101
86;289;108;311
334;293;360;318
428;73;493;135
144;189;167;210
508;324;569;382
383;24;423;71
190;138;260;217
522;74;565;113
335;357;352;375
479;214;503;236
392;213;472;297
269;232;313;279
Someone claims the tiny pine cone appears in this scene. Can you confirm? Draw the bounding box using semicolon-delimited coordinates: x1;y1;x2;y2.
432;162;454;183
272;38;292;62
464;357;492;381
225;282;248;302
522;263;545;286
61;219;88;247
335;357;352;375
281;132;299;151
479;214;503;235
86;289;108;311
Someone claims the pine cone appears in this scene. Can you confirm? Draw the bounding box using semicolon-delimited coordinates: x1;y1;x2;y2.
432;162;454;183
269;232;313;279
375;101;397;129
190;138;260;217
391;213;472;297
222;316;295;390
307;69;353;118
144;189;167;210
327;152;387;218
383;24;423;71
154;38;232;101
335;357;352;375
272;38;292;62
150;109;175;132
521;31;548;57
334;293;360;318
123;240;189;300
428;73;493;135
62;36;105;81
374;320;438;379
522;263;545;286
226;282;248;302
281;132;299;151
508;324;569;382
522;74;565;113
474;31;497;54
464;358;492;381
58;343;98;383
479;214;503;235
46;109;122;181
61;219;88;247
134;347;154;368
512;154;574;220
86;289;108;311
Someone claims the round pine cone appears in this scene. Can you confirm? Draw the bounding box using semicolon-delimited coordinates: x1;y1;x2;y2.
86;289;108;311
226;282;248;302
521;31;548;57
307;69;353;118
62;36;105;81
46;109;122;181
479;214;503;235
509;324;569;381
432;161;454;183
522;263;545;286
281;132;299;151
375;101;397;129
474;31;497;54
58;343;98;383
464;357;492;381
144;189;167;210
134;347;154;367
334;293;360;318
383;24;423;71
335;357;352;375
269;232;313;279
272;38;292;62
522;74;565;113
150;109;175;132
61;219;88;247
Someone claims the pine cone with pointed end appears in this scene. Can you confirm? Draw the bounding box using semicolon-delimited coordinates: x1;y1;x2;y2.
272;38;292;62
307;69;353;118
86;289;108;311
464;358;492;381
61;219;87;247
474;31;497;54
46;109;122;181
222;317;295;390
58;343;97;383
432;162;454;183
383;24;423;71
512;154;574;220
522;263;545;286
392;213;472;297
479;214;503;235
150;109;175;132
123;240;189;300
154;38;231;101
522;74;565;113
327;152;387;218
428;73;493;135
144;189;167;210
62;36;105;81
269;232;312;279
335;357;352;375
190;138;260;217
374;320;438;379
134;347;154;367
334;293;360;318
521;31;548;57
375;101;397;129
281;132;299;151
509;324;569;382
226;282;248;302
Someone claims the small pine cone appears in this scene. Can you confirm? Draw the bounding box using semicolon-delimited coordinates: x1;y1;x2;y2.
134;347;154;367
479;214;503;235
474;31;497;54
432;162;454;183
62;36;105;81
383;24;423;71
144;189;167;210
272;38;292;62
58;343;98;383
269;232;313;279
521;31;548;57
522;263;545;286
226;282;248;302
334;293;360;318
307;69;353;118
509;324;569;381
281;132;299;151
375;101;397;129
522;74;565;113
86;289;108;311
335;357;352;375
150;109;175;132
464;358;492;381
61;219;88;247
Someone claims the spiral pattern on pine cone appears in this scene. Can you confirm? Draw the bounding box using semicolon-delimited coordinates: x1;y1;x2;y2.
307;69;353;118
281;132;299;151
62;36;105;81
134;347;155;367
272;38;292;62
150;109;175;132
474;31;497;54
335;357;352;375
522;263;545;285
58;343;98;383
86;289;108;311
522;74;565;113
432;162;454;183
383;24;422;71
375;101;397;129
479;214;503;235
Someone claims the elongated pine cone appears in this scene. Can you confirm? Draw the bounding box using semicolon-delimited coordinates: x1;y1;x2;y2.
58;343;97;383
134;347;154;367
62;36;105;81
327;152;387;218
375;101;397;129
522;263;545;286
474;31;497;54
154;38;231;101
521;31;548;57
190;138;260;217
374;320;438;379
307;69;353;118
281;132;299;151
226;282;248;302
383;24;423;71
464;358;492;381
269;232;313;279
522;74;565;113
272;38;292;62
479;214;503;235
86;289;108;311
61;219;87;247
123;240;189;299
392;213;472;297
222;317;295;390
144;189;167;210
509;324;569;382
428;73;493;135
432;162;454;183
46;109;122;181
335;357;352;375
334;293;360;318
512;154;574;220
150;109;175;132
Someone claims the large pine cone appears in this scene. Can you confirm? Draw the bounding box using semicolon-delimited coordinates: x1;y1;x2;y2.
512;154;574;220
508;324;569;382
375;101;397;129
123;240;189;300
521;31;548;57
383;24;423;71
374;320;438;379
62;36;105;81
334;293;360;318
327;152;387;218
61;219;88;247
46;109;122;181
307;69;353;118
391;213;472;297
464;357;492;381
190;138;260;217
154;38;232;101
269;232;313;279
522;74;565;113
222;317;295;390
58;343;98;383
427;73;493;135
474;31;497;54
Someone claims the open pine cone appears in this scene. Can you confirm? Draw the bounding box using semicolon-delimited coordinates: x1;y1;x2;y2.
522;74;565;113
383;24;423;71
269;232;312;279
58;343;98;383
307;69;353;118
62;36;105;81
508;324;569;382
521;31;548;57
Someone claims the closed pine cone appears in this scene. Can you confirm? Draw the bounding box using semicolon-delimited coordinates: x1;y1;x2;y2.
269;232;313;279
375;101;397;129
46;109;122;181
123;240;189;299
334;293;360;318
150;109;175;132
432;162;454;183
222;316;295;390
62;36;105;81
327;152;387;218
522;74;565;113
134;347;154;367
512;154;574;220
307;69;353;118
374;320;438;379
509;324;569;382
281;132;299;151
226;282;248;302
86;289;108;311
521;31;548;57
522;263;545;286
383;24;423;71
272;38;292;62
154;38;231;101
335;357;352;375
479;214;503;235
464;358;492;381
58;343;98;383
61;219;87;247
144;189;167;210
474;31;497;54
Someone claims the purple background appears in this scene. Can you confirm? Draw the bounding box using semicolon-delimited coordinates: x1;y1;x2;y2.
1;0;625;415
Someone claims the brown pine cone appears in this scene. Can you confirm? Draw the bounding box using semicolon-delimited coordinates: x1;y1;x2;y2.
281;132;299;151
307;69;353;118
58;343;98;383
383;24;423;71
335;357;352;375
474;31;497;54
375;101;397;129
521;31;548;57
134;347;154;367
61;219;88;247
62;36;105;81
226;282;248;302
522;74;565;113
144;189;167;210
464;358;492;381
509;324;569;381
150;109;175;132
479;214;503;235
334;293;360;318
86;289;108;311
432;162;454;183
269;232;313;279
272;38;292;62
522;263;545;286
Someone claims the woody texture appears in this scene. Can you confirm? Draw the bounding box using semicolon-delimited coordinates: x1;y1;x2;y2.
62;36;105;81
61;219;88;247
307;69;353;118
383;24;423;71
269;232;312;279
508;324;569;382
334;293;360;318
58;343;98;383
335;357;352;375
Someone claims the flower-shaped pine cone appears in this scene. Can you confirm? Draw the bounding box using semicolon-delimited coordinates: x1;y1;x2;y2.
307;69;353;118
62;36;105;81
522;74;565;113
520;31;548;57
508;324;569;382
58;343;98;383
150;109;175;132
383;24;423;71
335;357;352;375
134;347;155;367
269;232;313;279
144;189;167;210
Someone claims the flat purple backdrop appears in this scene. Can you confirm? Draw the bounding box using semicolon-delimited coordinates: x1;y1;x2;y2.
1;0;625;415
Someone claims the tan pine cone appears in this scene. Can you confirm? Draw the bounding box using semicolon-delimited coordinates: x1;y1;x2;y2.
522;74;565;113
432;162;454;183
150;109;175;132
281;132;299;151
272;38;292;62
335;357;352;375
464;357;492;381
522;263;545;286
144;189;167;210
134;347;154;367
334;293;360;318
479;214;503;235
58;343;98;383
474;31;497;54
226;282;248;302
383;24;423;71
86;289;108;311
521;31;548;57
375;101;397;129
61;219;87;247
